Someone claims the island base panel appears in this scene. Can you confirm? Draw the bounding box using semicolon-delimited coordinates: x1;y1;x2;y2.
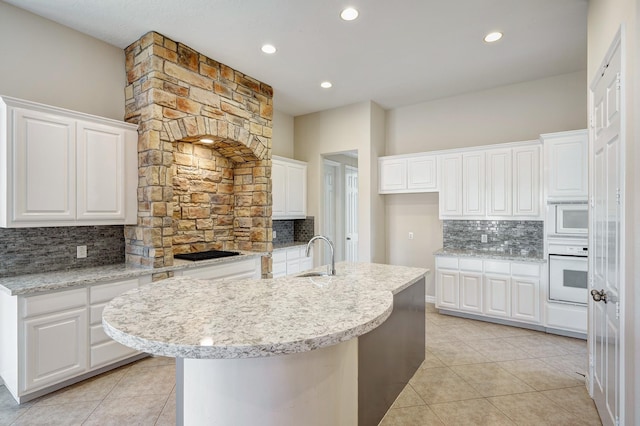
358;277;426;426
177;338;357;426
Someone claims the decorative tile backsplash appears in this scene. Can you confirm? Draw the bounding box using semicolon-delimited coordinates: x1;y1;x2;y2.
273;217;315;245
443;220;543;257
0;226;125;278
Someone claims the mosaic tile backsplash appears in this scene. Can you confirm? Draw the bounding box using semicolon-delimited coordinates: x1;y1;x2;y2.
443;220;543;257
0;226;125;278
273;217;315;245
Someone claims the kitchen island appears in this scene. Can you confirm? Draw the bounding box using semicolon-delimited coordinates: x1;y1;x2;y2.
102;262;428;426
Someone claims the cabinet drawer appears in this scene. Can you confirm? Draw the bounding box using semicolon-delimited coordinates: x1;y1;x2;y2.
90;340;138;370
90;303;107;325
90;279;139;304
484;260;510;275
90;323;110;345
459;258;483;272
21;288;86;318
286;247;304;261
511;263;540;277
272;250;287;263
436;256;458;269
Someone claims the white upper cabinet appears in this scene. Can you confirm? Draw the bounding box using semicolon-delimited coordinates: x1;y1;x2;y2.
512;145;541;217
272;156;307;219
378;154;437;193
379;158;406;192
0;96;138;228
462;151;486;216
439;154;463;217
541;129;588;201
486;149;512;216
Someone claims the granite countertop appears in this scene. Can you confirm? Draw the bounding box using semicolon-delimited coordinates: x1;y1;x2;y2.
433;248;546;263
0;252;265;296
102;262;429;359
273;241;309;250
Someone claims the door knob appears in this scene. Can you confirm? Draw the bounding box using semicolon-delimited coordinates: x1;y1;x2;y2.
346;237;351;240
590;289;608;303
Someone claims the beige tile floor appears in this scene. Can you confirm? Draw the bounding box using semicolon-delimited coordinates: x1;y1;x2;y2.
0;304;601;425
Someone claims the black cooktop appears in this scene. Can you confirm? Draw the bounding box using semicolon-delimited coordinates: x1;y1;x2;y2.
173;250;241;261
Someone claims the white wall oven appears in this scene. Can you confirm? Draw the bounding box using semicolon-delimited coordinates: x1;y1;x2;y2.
548;239;588;304
548;204;588;236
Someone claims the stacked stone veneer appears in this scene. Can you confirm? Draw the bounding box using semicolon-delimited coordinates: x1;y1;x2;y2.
123;31;273;273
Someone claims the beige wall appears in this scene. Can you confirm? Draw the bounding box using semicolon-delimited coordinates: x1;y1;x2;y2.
294;101;385;263
0;2;126;120
588;0;639;424
386;71;587;155
272;109;294;158
384;71;588;299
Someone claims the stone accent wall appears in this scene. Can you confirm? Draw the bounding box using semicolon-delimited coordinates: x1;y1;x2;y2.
123;31;273;271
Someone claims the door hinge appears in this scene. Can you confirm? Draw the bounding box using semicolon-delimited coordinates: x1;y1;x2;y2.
616;73;621;91
589;114;595;129
616;302;620;320
615;415;620;426
616;188;621;205
590;196;595;208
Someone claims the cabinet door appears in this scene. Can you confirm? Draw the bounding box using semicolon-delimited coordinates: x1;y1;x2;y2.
436;269;459;309
439;154;462;217
379;158;407;192
23;308;88;392
511;277;540;323
545;131;588;200
272;161;287;218
486;149;513;216
76;121;127;221
286;163;307;217
513;145;541;217
462;152;485;216
13;108;76;222
484;274;511;317
459;272;483;313
407;156;437;191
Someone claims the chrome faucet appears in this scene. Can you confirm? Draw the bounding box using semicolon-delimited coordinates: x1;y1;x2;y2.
306;235;336;276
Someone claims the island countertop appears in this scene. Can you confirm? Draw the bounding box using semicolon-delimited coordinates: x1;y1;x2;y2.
102;262;428;359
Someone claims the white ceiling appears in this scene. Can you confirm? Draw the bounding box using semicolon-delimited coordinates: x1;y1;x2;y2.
5;0;588;116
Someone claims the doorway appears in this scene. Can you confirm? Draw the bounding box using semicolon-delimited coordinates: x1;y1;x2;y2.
322;151;359;265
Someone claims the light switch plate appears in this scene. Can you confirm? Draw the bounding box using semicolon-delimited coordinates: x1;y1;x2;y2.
481;234;488;243
77;245;87;258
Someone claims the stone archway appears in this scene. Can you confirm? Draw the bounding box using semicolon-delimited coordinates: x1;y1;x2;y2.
123;31;273;273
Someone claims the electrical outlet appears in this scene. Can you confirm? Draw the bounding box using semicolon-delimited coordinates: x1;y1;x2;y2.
77;245;87;258
408;232;414;240
481;234;488;243
273;230;277;239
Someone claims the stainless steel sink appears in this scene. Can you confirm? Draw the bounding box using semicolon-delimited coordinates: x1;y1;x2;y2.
297;271;332;278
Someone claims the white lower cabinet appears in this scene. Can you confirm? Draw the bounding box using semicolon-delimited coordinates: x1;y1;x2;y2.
180;257;261;281
436;256;542;326
272;246;313;277
0;276;152;403
22;291;88;393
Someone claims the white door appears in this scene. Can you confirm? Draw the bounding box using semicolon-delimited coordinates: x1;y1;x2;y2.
286;163;306;217
271;160;286;217
439;154;462;217
323;160;339;265
510;277;540;323
436;269;458;309
379;158;406;192
407;155;437;191
459;272;483;313
486;149;513;216
484;274;510;317
344;165;358;262
589;31;623;426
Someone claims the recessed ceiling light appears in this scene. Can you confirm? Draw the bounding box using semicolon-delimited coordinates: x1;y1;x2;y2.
200;138;214;144
320;81;333;89
340;7;359;21
261;44;277;54
484;32;503;43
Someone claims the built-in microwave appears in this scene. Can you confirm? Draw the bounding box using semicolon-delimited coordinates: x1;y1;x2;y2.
551;204;588;236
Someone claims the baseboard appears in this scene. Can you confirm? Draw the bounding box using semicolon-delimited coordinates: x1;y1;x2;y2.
425;295;436;304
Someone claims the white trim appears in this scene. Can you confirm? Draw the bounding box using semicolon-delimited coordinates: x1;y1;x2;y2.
425;295;436;304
